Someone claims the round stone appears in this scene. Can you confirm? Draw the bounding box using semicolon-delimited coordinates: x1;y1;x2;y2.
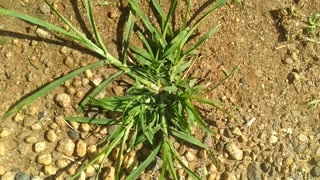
44;165;58;175
37;154;52;165
76;140;87;157
54;93;71;108
184;150;195;162
268;135;278;144
46;130;57;142
39;3;50;14
15;172;30;180
311;166;320;177
56;139;75;156
297;133;309;143
25;136;37;143
55;159;69;169
34;142;46;153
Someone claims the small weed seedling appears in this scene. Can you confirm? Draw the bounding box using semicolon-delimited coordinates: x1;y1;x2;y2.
306;13;320;34
0;0;238;179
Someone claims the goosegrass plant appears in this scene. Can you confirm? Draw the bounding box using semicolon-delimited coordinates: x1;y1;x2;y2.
0;0;239;179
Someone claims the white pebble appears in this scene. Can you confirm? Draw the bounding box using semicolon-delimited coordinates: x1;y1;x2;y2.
37;154;52;165
56;139;75;156
34;142;46;152
92;77;103;86
84;70;93;78
35;28;51;38
13;113;24;122
54;93;71;107
80;123;90;132
46;130;57;142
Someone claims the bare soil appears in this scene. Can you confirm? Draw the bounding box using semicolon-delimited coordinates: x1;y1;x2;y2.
0;0;319;179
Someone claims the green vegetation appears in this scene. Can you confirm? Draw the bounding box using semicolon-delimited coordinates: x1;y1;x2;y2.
306;13;320;34
0;0;238;179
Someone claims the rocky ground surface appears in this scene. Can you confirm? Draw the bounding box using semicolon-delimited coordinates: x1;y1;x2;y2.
0;0;320;179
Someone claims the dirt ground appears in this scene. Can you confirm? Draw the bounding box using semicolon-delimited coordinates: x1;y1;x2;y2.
0;0;319;179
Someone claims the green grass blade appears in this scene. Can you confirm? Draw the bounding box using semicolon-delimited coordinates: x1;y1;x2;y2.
65;117;116;125
2;60;107;120
77;71;124;112
126;141;162;180
170;128;208;149
184;25;220;55
83;0;108;54
207;65;240;92
43;0;105;56
128;0;166;47
136;31;155;59
122;12;135;63
0;7;80;42
184;98;213;135
169;144;201;180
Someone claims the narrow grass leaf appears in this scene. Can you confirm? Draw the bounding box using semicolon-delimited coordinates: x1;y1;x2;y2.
78;71;123;112
2;60;107;120
184;99;213;135
72;129;125;179
162;0;176;38
128;0;165;47
43;0;104;56
136;31;155;59
184;25;220;55
161;30;187;59
122;12;135;63
207;65;240;92
169;144;201;180
84;0;108;54
126;141;162;180
170;129;208;149
65;117;116;125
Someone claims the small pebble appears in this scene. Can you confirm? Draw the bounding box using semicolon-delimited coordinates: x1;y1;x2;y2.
69;121;80;130
268;135;278;144
59;46;68;54
0;142;5;156
54;93;71;108
23;117;36;127
39;3;50;14
15;172;30;180
68;130;80;140
92;77;103;86
76;140;87;157
80;123;90;132
55;159;69;169
247;162;261;180
225;142;243;160
46;130;57;142
123;151;137;171
37;154;52;165
0;164;6;175
102;166;115;180
1;171;14;180
34;142;46;153
30;123;42;130
184;150;195;162
54;115;66;127
311;166;320;177
0;128;10;137
84;70;93;78
49;123;58;130
254;69;263;78
196;166;208;178
232;127;242;136
56;139;75;156
64;56;75;68
87;144;97;154
44;165;58;175
14;113;24;122
284;57;293;64
35;28;51;38
297;133;309;143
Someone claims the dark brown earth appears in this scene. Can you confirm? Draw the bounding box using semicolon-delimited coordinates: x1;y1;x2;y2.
0;0;319;179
